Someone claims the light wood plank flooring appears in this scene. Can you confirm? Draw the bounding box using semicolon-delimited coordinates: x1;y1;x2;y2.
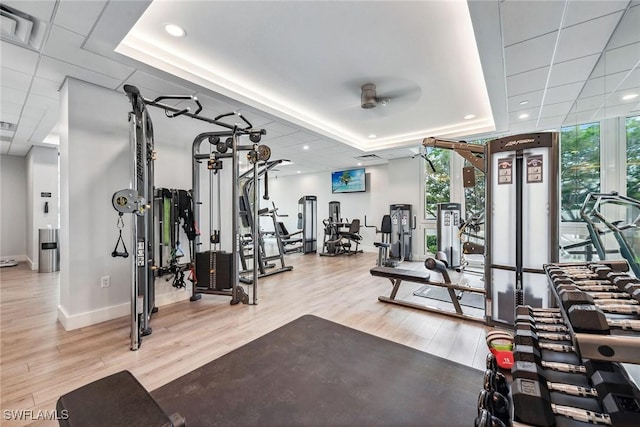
1;252;491;426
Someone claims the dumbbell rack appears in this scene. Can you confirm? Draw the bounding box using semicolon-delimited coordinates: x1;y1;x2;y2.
512;261;640;427
545;261;640;365
478;260;640;427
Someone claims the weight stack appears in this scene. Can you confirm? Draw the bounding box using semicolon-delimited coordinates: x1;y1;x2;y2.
195;251;233;291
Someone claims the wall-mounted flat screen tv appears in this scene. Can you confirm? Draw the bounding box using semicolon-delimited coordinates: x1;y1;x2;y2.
331;168;366;193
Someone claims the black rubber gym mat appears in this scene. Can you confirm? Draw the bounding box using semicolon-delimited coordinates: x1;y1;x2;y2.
414;284;485;309
152;315;482;427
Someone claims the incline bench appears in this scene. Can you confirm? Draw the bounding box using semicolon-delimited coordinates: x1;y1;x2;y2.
370;257;486;322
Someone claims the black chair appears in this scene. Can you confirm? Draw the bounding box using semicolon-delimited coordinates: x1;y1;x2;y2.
339;219;362;255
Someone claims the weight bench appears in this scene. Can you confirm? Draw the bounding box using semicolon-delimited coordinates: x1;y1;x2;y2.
56;370;185;427
370;257;486;322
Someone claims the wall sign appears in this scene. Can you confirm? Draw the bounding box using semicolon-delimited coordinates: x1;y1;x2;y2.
41;192;52;197
497;158;513;185
526;155;543;183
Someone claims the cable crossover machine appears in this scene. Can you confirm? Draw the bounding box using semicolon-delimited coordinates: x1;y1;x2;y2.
111;85;270;350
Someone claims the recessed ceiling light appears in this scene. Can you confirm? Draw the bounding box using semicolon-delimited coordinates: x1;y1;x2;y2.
164;23;186;37
357;162;362;166
622;93;638;101
297;170;301;174
368;134;376;139
519;100;528;105
303;145;309;150
518;113;529;119
463;114;475;120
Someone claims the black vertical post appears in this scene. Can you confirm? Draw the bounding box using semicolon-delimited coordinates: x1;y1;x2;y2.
515;151;524;309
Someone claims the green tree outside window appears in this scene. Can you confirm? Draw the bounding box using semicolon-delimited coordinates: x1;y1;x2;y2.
627;116;640;201
560;123;601;221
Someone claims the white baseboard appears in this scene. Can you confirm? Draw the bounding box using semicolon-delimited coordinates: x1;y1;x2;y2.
57;302;129;331
26;255;37;270
57;287;190;331
1;254;27;262
155;286;191;307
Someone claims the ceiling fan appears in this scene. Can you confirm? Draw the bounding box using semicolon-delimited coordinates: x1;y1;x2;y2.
361;83;388;109
358;80;421;112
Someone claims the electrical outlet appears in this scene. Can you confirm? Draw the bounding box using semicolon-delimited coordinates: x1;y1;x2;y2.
100;276;111;288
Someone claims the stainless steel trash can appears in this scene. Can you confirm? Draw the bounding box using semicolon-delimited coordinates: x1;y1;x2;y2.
39;228;60;273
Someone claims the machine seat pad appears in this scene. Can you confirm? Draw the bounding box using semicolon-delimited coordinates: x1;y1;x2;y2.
370;266;430;283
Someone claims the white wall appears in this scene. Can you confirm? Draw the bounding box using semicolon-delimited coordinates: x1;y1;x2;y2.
0;155;27;260
268;157;423;257
25;146;59;269
58;78;197;330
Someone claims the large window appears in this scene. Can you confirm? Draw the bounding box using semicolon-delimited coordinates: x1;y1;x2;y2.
423;148;450;218
627;116;640;201
560;122;601;221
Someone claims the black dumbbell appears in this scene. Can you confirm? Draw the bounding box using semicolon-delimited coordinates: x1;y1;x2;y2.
514;329;571;346
612;276;640;294
513;376;640;427
567;304;640;333
557;283;620;293
474;409;506;427
516;314;566;325
511;361;598;398
477;389;511;427
516;321;569;333
515;305;562;318
513;343;580;366
512;377;613;426
560;289;640;315
486;353;497;373
483;369;510;397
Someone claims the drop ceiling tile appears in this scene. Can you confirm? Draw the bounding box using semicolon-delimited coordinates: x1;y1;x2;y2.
545;82;585;105
507;67;550;97
563;0;628;28
548;54;600;87
1;141;10;154
594;103;640;120
615;68;640;91
263;121;299;136
235;109;274;127
288;131;322;143
7;143;31;156
54;0;107;37
571;95;604;114
555;12;623;63
122;71;197;100
508;91;544;112
0;86;28;106
2;0;56;22
591;43;640;78
0;41;39;75
501;1;564;46
0;109;21;123
540;101;574;118
29;76;61;100
505;32;557;76
606;4;640;50
30;107;59;143
537;115;566;130
36;56;122;90
509;107;540;123
43;26;134;80
0;67;32;90
508;118;539;134
581;71;630;98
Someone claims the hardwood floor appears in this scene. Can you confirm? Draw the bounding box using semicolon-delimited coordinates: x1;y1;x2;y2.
0;252;491;426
